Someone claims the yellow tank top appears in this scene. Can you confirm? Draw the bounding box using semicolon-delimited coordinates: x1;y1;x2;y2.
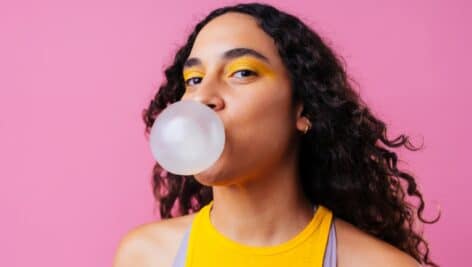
184;200;333;267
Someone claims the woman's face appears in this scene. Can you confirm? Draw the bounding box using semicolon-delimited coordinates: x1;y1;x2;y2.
181;12;305;186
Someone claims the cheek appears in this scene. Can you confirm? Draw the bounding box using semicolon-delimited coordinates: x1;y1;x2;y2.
220;90;295;181
238;79;293;125
227;80;295;148
209;80;295;182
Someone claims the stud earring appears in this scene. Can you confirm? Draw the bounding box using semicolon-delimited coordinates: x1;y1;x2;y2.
303;120;312;134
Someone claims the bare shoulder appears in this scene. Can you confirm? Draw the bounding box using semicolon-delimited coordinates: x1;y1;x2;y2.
113;213;196;267
334;218;421;267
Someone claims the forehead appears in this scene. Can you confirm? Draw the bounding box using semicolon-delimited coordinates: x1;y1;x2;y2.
189;12;280;62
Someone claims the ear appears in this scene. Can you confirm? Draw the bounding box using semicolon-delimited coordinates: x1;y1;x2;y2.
295;100;311;132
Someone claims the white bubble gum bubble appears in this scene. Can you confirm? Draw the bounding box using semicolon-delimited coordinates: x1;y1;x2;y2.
149;100;225;175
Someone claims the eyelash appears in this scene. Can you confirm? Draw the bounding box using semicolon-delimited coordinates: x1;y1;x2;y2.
185;77;202;87
232;69;257;79
184;69;257;87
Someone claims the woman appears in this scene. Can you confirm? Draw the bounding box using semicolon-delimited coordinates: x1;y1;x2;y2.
114;3;440;267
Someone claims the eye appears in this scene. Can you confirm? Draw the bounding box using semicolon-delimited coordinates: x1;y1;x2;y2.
185;77;203;87
231;69;257;79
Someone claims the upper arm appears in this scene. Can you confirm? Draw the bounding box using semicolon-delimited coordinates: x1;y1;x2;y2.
370;248;422;267
334;218;422;267
113;219;187;267
369;243;421;267
113;229;152;267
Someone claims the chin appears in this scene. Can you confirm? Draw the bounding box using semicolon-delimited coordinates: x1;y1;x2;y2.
193;167;225;186
192;147;227;186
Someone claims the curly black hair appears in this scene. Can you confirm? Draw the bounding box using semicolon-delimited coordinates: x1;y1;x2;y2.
142;2;440;266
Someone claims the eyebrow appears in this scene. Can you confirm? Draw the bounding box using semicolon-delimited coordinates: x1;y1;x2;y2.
183;47;270;69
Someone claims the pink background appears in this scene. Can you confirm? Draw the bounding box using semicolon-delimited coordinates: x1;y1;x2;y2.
1;0;469;266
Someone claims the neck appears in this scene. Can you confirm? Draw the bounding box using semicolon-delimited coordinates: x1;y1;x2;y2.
209;155;314;247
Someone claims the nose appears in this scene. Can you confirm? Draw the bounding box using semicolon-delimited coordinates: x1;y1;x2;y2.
185;75;225;112
194;93;224;111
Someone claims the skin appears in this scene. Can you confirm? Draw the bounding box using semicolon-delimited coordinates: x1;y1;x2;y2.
113;12;421;267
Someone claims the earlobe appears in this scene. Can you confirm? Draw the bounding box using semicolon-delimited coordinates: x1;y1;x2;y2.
297;117;312;134
295;102;312;134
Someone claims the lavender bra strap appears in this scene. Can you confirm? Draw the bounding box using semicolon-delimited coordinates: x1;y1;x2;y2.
172;219;337;267
323;220;337;267
172;227;191;267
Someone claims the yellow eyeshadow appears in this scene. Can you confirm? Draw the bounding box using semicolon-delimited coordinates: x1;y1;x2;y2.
225;57;275;77
183;69;204;81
